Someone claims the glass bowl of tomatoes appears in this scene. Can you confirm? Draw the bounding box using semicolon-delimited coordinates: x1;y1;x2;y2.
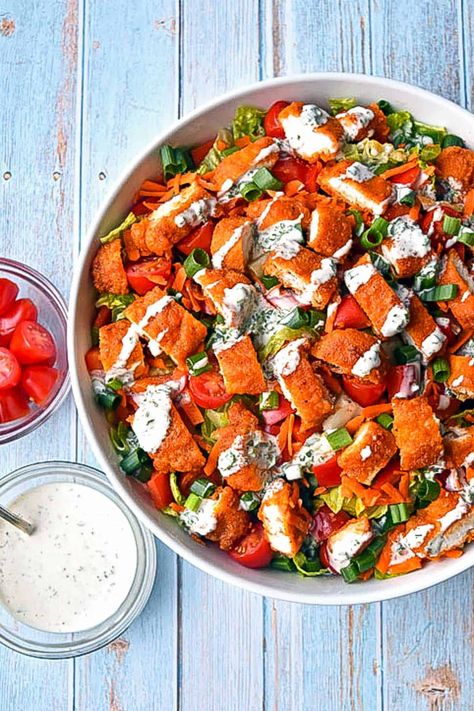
0;258;70;443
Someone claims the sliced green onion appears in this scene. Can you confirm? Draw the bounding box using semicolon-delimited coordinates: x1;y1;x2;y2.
388;502;410;524
106;378;123;391
442;134;464;148
394;345;420;364
354;536;386;573
432;356;450;383
91;326;100;347
184;248;210;277
347;209;365;237
186;351;211;376
240;181;263;202
458;230;474;247
170;472;185;505
292;551;322;577
240;491;261;512
360;217;389;250
261;274;279;289
370;252;391;278
96;388;121;410
252;167;283;192
399;189;416;207
259;391;279;411
184;492;202;512
340;560;360;583
376;413;394;430
120;448;153;481
418;284;458;302
377;99;394;115
221;145;240;157
442;215;461;235
270;555;296;572
190;477;216;498
417;478;441;503
160;144;194;180
110;422;134;454
413;268;437;292
326;427;352;451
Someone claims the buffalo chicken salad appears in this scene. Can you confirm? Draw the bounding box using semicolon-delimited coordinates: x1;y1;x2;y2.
86;96;474;582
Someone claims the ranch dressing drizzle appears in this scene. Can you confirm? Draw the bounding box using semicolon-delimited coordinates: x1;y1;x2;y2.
0;483;137;633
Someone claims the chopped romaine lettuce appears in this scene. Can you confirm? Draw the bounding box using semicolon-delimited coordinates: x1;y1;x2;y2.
197;128;234;174
232;105;266;140
320;485;387;519
95;292;135;321
328;97;357;115
258;326;312;362
99;212;138;244
201;407;229;444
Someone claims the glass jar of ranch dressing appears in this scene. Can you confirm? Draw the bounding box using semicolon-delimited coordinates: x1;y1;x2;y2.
0;461;156;658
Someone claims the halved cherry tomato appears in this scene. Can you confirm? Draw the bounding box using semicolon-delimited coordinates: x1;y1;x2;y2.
0;298;38;346
21;365;59;404
125;257;172;295
334;295;370;329
385;364;419;400
228;523;273;568
0;347;21;391
312;456;343;487
272;156;308;185
304;163;322;192
191;138;216;167
311;506;350;543
188;370;232;409
0;387;30;423
85;346;102;372
93;305;111;329
0;278;19;316
389;165;420;187
263;100;290;139
420;204;460;244
260;396;294;426
342;376;386;407
10;321;56;365
372;458;401;490
147;471;173;509
177;222;215;256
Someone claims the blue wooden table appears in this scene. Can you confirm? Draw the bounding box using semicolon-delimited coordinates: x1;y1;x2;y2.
1;1;473;708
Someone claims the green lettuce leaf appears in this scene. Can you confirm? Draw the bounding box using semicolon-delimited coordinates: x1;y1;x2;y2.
258;326;312;362
99;212;138;244
197;128;234;174
232;105;266;140
329;96;357;115
95;292;135;321
320;486;387;520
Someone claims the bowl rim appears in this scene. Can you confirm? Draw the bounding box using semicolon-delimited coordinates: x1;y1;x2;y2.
0;257;71;444
68;72;474;604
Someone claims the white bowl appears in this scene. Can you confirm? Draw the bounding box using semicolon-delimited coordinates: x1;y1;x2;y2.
68;73;474;605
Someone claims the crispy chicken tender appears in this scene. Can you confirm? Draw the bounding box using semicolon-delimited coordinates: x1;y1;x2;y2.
91;240;129;295
263;248;337;309
124;286;207;366
337;421;397;485
438;251;474;330
312;328;385;383
446;355;474;401
402;292;446;363
215;335;266;395
335;103;389;143
444;427;474;469
210;217;254;272
123;222;153;261
213;136;280;192
326;517;373;572
258;479;311;556
318;160;393;216
194;268;256;329
278;102;344;163
246;194;312;231
206;487;251;550
98;320;147;379
392;396;443;470
308;200;353;260
380;216;432;278
435;146;474;193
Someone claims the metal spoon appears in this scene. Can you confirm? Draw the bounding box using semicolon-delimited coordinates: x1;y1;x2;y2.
0;505;35;535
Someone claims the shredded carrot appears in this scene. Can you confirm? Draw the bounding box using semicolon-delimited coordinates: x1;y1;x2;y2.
381;482;404;504
235;136;251;148
204;441;220;476
169;502;185;514
422;164;436;176
314;486;327;496
466;466;474;481
359;569;374;581
408;203;420;220
463;188;474;217
375;542;392;575
361;402;393;419
172;265;187;292
387;557;422;575
197;175;218;191
442;549;464;559
179;397;204;426
341;476;381;507
449;328;474;354
285;179;305;196
399;473;410;501
324;300;339;334
216;139;227;151
287;413;295;457
383;159;419;179
346;415;365;435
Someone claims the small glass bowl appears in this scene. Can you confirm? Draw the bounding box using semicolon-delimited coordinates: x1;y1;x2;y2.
0;461;157;658
0;258;70;444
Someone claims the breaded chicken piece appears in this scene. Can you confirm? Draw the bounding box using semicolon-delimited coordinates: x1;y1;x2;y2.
308;200;353;260
210;217;254;272
213;136;280;193
143;182;216;255
337;421;397;485
446;355;474;400
435;146;474;193
124;286;207;365
335;103;389;143
402;291;446;363
318;160;393;216
426;507;474;558
326;517;374;572
444;427;474;469
438;251;474;329
392;396;443;470
258;479;311;556
99;320;147;382
312;328;385;383
263;247;337;309
123;222;153;261
91;240;129;295
343;255;409;338
215;335;266;395
381;216;432;278
206;487;251;550
194;268;257;330
278;102;345;163
246;193;311;231
271;338;334;430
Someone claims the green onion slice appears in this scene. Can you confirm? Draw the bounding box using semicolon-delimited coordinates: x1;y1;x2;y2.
259;391;279;411
270;555;296;572
458;230;474;247
261;274;279;290
347;209;365;237
432;356;450;383
418;284;458;302
160;144;194;180
252;167;283;192
240;181;263;202
326;427;353;451
360;217;388;250
377;99;394;115
96;388;121;411
442;215;461;235
388;502;410;524
399;189;416;207
170;472;185;505
394;345;420;364
340;560;360;583
184;492;202;512
442;134;464;148
292;551;323;577
120;448;153;481
184;248;210;277
417;478;441;503
190;477;216;498
376;413;394;430
186;351;211;376
240;491;261;512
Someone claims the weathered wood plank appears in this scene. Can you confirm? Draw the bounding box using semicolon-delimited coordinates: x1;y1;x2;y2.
74;2;179;710
0;0;79;707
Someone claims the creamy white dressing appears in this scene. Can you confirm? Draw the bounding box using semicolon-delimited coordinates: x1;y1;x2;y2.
261;503;293;555
344;263;376;293
382;216;431;263
380;303;409;337
438;498;469;533
105;325;140;386
394;185;414;204
360;446;372;461
333;238;353;261
150;191;185;220
298;258;337;303
255;217;304;259
132;383;173;453
272;337;306;377
327;524;373;573
256;192;285;228
351;342;381;378
217;168;260;202
218;431;279;478
221;283;258;330
212;222;252;269
343;162;375;183
252;142;280;165
451;375;465;388
336;106;374;140
280;104;337;158
0;483;137;633
420;328;446;359
180;498;218;536
400;524;434;552
174;197;216;228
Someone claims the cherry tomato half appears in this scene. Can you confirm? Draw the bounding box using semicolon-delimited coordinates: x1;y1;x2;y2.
177;222;215;256
21;365;59;404
385;364;419;400
228;523;273;569
10;321;56;366
0;278;19;316
125;257;172;295
342;376;386;407
147;471;173;510
191;138;216;166
263;100;290;139
312;456;343;488
260;396;294;426
0;347;21;391
272;156;308;185
372;458;401;490
334;295;370;329
188;370;232;409
85;346;102;372
0;387;30;423
389;165;421;187
312;506;350;543
0;298;38;347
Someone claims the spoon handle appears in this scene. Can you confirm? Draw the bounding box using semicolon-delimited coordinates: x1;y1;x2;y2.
0;505;35;535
